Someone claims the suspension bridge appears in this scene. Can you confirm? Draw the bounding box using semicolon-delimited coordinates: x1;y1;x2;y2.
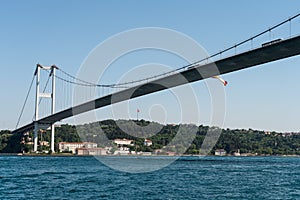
12;14;300;153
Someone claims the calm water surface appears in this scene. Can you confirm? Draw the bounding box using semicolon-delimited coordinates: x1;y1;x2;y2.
0;156;299;199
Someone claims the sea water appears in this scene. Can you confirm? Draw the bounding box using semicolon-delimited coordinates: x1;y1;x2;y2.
0;156;299;199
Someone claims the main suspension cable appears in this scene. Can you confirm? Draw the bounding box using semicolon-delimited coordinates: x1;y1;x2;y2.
15;74;35;129
55;13;300;89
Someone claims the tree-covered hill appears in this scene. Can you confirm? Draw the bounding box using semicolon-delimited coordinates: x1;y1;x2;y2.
1;120;300;155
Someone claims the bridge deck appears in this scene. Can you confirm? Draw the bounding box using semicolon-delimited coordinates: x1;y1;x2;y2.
12;35;300;134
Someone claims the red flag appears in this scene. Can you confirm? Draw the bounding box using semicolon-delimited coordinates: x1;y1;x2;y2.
137;109;140;113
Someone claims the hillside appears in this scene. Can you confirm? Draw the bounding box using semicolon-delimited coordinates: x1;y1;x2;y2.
1;120;300;155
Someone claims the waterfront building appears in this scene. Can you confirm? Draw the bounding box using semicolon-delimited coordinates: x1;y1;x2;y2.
113;146;130;155
113;139;135;155
153;149;163;155
76;148;107;156
114;149;130;155
233;149;240;156
138;152;152;156
166;151;176;156
58;142;97;154
215;149;227;156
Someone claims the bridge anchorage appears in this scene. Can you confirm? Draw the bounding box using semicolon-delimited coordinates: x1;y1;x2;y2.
33;64;57;153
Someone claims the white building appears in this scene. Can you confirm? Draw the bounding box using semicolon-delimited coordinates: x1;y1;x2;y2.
144;139;152;146
76;148;107;156
58;142;97;154
114;149;130;155
215;149;227;156
233;149;240;156
137;152;152;156
113;138;134;146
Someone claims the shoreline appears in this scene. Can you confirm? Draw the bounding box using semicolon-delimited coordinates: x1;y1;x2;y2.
0;153;299;158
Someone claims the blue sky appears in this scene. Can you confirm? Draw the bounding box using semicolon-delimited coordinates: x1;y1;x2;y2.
1;1;300;132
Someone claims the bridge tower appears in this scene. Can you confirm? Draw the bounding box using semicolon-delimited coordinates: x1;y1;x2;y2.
33;64;57;153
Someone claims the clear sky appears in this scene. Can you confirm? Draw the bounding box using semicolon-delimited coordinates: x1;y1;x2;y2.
1;1;300;132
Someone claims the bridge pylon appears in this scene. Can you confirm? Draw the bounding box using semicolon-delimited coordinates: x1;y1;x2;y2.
33;64;57;153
